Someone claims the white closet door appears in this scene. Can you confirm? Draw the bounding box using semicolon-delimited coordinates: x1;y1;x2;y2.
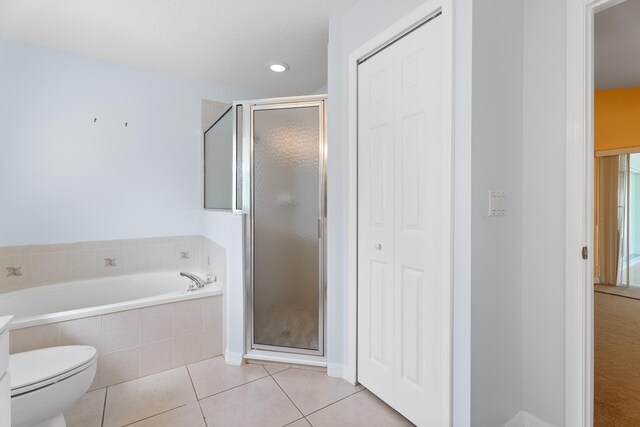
357;38;396;404
357;14;447;427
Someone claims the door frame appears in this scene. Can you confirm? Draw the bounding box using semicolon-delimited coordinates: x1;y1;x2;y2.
240;95;328;361
565;0;627;425
346;0;454;423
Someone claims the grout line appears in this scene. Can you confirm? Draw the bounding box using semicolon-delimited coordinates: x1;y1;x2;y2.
270;372;305;418
196;373;270;401
260;364;290;376
282;417;309;427
103;365;200;427
100;387;108;427
264;365;291;376
266;363;360;420
100;364;186;397
302;388;366;419
120;403;189;427
186;364;207;423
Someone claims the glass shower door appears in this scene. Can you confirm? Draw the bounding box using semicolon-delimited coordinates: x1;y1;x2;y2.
250;102;325;354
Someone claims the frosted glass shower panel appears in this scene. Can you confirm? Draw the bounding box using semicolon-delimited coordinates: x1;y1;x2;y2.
253;106;321;351
204;107;233;210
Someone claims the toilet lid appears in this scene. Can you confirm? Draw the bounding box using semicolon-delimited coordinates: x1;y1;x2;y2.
9;345;96;395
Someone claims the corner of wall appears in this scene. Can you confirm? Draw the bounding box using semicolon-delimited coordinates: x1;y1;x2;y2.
520;0;567;425
504;411;555;427
224;348;244;366
327;362;352;383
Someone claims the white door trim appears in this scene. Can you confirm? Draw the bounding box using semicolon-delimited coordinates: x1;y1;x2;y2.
346;0;454;423
565;0;626;425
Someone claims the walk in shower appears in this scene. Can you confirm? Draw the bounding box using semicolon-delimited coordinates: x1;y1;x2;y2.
236;96;327;357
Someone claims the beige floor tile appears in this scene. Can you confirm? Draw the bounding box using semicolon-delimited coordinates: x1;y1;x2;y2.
127;402;205;427
247;361;326;376
306;390;414;427
272;368;363;415
262;363;290;375
200;377;301;427
103;367;196;427
64;388;106;427
187;356;268;399
285;418;311;427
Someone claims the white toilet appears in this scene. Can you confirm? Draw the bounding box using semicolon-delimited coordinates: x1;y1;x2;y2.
9;345;97;427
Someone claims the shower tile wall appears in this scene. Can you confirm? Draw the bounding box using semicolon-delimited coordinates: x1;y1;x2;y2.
0;235;226;293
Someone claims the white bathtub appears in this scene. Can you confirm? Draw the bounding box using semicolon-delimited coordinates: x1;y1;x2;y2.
1;272;224;388
0;271;223;330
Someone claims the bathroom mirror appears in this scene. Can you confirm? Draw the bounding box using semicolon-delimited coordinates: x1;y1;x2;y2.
204;105;234;210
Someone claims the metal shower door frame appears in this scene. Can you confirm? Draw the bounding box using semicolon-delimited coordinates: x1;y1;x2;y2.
240;95;327;358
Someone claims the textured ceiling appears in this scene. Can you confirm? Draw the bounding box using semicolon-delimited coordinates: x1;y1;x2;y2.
0;0;358;97
595;0;640;90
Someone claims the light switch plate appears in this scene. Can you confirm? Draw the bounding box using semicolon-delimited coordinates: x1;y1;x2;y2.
489;191;506;217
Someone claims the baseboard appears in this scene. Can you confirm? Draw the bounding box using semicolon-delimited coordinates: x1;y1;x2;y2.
504;411;554;427
326;363;344;378
245;350;326;367
327;363;351;382
224;349;244;366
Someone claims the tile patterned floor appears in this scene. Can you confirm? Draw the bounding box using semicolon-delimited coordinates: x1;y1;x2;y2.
63;357;414;427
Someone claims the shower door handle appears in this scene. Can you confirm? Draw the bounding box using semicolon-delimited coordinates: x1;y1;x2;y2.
318;219;322;238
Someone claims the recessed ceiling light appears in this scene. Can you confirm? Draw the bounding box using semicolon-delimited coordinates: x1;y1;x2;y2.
269;62;289;73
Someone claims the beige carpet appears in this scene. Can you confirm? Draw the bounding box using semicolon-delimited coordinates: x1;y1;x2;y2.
595;289;640;426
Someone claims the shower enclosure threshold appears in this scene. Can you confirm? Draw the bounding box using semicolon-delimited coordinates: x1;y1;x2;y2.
245;349;327;367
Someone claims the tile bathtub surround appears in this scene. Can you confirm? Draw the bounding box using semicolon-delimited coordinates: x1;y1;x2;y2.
0;235;226;293
9;295;223;390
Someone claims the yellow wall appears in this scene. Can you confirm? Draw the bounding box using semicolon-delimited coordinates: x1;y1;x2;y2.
595;88;640;152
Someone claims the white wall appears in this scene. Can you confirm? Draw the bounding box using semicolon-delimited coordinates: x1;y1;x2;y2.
327;0;473;424
0;38;255;247
471;0;524;426
453;0;473;424
521;0;566;425
201;211;245;365
202;211;244;365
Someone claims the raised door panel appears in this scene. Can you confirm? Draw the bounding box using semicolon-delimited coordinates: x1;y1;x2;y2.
357;43;395;401
392;16;446;427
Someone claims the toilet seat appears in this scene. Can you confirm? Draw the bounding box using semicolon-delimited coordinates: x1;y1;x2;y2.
10;345;97;397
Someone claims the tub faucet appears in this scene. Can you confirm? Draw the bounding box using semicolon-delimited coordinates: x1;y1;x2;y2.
180;271;206;291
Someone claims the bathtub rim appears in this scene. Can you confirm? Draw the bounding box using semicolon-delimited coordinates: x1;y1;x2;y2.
3;279;223;330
